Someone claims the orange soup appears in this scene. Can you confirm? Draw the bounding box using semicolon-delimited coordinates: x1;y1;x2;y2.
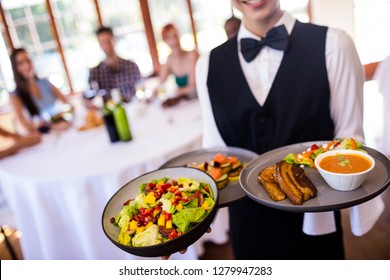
319;154;372;174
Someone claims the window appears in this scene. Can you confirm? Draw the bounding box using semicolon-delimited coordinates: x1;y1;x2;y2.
149;0;193;63
354;0;390;63
281;0;309;22
2;0;69;92
191;0;232;53
98;0;151;75
0;26;12;111
51;0;99;92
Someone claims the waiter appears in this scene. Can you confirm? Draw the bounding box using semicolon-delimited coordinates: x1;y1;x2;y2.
195;0;364;259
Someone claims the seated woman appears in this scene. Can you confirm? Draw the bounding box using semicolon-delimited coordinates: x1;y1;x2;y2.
0;127;41;159
9;48;72;133
157;24;199;106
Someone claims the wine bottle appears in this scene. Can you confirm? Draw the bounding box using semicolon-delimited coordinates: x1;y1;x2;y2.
111;89;132;142
102;100;119;143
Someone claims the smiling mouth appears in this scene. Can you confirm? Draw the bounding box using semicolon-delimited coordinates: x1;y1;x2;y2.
242;0;262;4
241;0;267;7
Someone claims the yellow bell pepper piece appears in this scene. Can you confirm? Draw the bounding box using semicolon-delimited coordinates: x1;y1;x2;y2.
176;203;183;211
144;192;156;204
153;209;160;217
136;226;145;233
129;220;138;231
166;220;172;229
201;201;209;210
145;221;154;229
157;215;166;227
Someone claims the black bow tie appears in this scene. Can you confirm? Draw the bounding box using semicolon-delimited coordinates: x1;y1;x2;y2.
240;25;289;62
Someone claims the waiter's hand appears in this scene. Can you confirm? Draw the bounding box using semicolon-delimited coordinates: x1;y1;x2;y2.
160;227;212;260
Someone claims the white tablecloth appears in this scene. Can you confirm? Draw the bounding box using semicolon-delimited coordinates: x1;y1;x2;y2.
0;99;228;259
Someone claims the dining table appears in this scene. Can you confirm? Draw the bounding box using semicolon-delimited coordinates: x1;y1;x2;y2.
0;97;229;259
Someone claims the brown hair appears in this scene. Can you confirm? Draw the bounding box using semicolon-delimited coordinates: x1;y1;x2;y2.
161;23;178;41
10;48;40;116
95;26;114;37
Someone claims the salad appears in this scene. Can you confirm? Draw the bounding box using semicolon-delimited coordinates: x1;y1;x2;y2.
284;138;365;168
112;177;215;247
190;153;245;189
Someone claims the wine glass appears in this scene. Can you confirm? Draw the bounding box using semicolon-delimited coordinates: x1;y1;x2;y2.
135;80;146;102
156;85;168;102
33;113;51;134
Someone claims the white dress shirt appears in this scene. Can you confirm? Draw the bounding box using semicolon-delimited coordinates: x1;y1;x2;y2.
195;11;384;235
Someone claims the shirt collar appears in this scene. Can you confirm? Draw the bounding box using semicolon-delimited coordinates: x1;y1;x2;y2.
237;11;296;41
101;57;125;72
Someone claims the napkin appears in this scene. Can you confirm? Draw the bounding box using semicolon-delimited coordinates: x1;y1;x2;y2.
350;195;385;236
302;196;385;236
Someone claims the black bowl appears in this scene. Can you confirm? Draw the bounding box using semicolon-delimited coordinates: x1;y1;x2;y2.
102;167;219;257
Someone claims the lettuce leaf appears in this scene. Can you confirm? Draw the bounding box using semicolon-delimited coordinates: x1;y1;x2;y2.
132;193;149;209
183;197;198;208
117;227;131;246
284;153;299;165
203;197;215;210
162;191;174;200
131;225;163;247
312;147;324;159
178;178;200;192
339;138;365;151
115;203;137;226
283;153;314;167
172;207;206;233
200;183;214;200
160;197;175;213
139;183;147;194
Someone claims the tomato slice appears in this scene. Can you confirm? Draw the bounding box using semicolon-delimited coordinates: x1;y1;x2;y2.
311;144;319;151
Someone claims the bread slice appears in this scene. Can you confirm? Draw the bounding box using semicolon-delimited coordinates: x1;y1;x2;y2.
276;161;317;205
258;165;286;201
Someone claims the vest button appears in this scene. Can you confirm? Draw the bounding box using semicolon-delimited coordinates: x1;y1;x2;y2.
257;116;267;124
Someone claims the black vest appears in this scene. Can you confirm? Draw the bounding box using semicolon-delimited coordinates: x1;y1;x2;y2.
207;21;335;155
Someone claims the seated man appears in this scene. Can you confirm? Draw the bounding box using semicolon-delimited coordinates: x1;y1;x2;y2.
0;127;41;159
89;26;141;102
